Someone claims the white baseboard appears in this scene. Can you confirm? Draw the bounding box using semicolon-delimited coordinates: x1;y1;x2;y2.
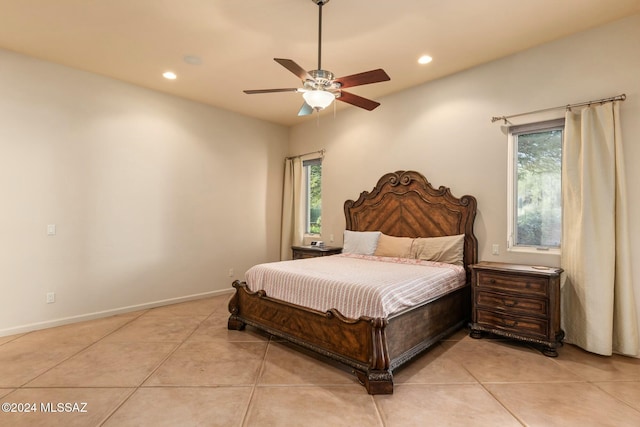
0;289;234;338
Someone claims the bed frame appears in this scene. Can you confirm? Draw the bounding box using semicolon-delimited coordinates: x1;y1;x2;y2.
228;170;477;394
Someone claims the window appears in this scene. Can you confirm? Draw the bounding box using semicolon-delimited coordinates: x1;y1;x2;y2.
303;158;322;235
507;119;563;253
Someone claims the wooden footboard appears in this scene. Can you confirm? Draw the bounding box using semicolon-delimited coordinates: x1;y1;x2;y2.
228;280;469;394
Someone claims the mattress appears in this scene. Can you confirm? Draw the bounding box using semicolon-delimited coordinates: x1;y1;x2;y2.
245;253;466;319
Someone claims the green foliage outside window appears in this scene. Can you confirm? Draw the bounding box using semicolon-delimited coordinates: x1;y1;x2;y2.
515;129;562;247
308;163;322;234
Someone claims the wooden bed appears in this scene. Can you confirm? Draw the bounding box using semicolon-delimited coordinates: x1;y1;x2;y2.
228;170;477;394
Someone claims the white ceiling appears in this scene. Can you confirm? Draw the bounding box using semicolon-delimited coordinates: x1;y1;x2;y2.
1;0;638;126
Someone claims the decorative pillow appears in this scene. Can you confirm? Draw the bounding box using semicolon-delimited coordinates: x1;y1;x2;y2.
342;230;381;255
373;233;414;258
411;234;465;266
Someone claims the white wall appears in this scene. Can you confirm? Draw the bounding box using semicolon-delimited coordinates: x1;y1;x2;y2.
290;15;640;348
0;49;288;335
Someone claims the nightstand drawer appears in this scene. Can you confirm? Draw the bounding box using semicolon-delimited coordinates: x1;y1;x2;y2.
476;291;548;317
476;271;548;297
476;309;548;338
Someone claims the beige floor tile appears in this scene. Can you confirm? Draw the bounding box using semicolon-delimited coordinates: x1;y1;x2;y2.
204;293;235;314
245;386;383;427
213;292;236;314
15;313;141;345
0;341;86;387
103;386;251;427
442;336;582;383
144;296;227;318
144;341;267;386
259;341;356;386
100;315;203;343
4;296;637;425
0;334;24;345
0;387;132;427
441;327;470;341
26;342;177;387
596;381;640;411
551;344;640;381
0;388;14;398
185;312;271;343
376;384;521;426
393;343;478;385
486;382;640;427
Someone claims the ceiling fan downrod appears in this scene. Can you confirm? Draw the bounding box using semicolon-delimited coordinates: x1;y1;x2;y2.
313;0;330;71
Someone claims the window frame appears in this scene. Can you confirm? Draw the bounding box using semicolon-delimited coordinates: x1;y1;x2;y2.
507;118;564;255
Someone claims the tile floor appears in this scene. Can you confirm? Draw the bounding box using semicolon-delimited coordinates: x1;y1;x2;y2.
1;294;639;426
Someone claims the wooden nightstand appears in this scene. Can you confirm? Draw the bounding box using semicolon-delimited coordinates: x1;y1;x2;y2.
291;245;342;260
469;261;564;357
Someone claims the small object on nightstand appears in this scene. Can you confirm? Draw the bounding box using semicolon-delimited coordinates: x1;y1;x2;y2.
291;245;342;260
469;261;564;357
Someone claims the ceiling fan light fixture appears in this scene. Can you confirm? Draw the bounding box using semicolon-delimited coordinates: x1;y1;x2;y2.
302;89;335;110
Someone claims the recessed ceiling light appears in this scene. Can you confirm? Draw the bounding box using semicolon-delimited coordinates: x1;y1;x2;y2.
418;55;433;65
163;71;177;80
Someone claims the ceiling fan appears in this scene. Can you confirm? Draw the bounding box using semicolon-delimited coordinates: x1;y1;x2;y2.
243;0;390;116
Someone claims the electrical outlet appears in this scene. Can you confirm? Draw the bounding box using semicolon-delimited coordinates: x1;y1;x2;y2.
228;268;234;277
46;292;55;304
492;244;500;255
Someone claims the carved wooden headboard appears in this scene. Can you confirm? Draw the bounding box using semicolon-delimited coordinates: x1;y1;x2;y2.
343;170;478;274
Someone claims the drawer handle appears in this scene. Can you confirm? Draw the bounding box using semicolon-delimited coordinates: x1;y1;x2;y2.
503;319;518;327
489;279;496;284
503;299;518;307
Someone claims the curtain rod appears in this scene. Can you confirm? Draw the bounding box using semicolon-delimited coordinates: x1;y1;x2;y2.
285;149;325;160
491;93;626;124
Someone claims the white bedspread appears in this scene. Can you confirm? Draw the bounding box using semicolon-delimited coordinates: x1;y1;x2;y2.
245;253;466;319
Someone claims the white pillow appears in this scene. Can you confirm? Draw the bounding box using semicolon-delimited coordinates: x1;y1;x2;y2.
343;230;381;255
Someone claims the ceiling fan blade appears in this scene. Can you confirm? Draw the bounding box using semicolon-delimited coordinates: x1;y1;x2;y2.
243;88;300;94
298;102;314;116
337;91;381;111
274;58;314;81
334;69;390;89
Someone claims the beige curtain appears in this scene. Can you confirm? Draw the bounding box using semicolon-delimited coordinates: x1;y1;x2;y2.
561;101;639;356
280;157;304;260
